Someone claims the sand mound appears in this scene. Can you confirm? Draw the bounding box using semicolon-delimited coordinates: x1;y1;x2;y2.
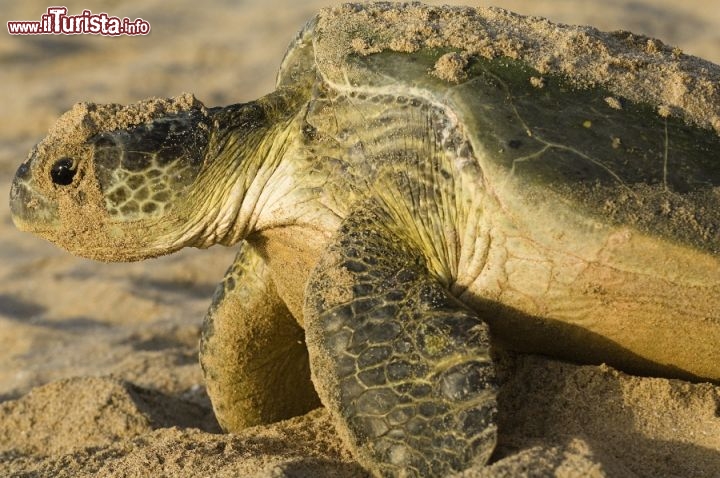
1;357;719;477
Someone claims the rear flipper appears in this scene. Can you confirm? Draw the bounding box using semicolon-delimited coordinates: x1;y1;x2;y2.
304;204;497;477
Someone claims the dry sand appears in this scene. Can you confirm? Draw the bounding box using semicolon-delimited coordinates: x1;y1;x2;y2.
1;1;720;477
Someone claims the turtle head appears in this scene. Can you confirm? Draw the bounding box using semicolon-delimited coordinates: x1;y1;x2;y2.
9;95;223;261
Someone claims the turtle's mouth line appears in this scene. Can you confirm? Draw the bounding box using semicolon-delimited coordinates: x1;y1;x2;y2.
70;243;184;263
9;216;55;236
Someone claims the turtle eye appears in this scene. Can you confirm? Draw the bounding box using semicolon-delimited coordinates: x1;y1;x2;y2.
50;157;77;186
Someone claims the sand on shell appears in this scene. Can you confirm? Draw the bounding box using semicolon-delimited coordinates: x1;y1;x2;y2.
1;1;720;477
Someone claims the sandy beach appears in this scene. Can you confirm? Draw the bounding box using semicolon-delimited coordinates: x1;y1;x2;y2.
1;1;720;476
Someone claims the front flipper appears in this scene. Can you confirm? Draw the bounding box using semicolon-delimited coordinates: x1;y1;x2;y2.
304;205;497;477
200;241;320;431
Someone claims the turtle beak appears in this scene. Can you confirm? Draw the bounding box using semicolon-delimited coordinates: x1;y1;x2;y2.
9;154;59;233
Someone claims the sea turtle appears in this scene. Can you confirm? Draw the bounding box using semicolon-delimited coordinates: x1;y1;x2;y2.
8;3;720;476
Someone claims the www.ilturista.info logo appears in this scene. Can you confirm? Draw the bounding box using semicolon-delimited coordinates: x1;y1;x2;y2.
7;6;150;36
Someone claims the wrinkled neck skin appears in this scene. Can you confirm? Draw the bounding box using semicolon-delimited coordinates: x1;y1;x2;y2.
166;88;304;252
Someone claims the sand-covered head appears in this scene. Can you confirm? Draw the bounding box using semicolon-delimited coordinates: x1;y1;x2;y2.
9;93;212;261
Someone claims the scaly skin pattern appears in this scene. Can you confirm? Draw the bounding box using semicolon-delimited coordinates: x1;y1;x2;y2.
9;4;720;477
304;201;497;476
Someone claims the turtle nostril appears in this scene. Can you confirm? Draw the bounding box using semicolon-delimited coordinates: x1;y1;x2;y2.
50;157;77;186
16;162;30;180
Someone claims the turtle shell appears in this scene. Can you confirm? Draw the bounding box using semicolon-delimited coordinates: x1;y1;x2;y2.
278;3;720;255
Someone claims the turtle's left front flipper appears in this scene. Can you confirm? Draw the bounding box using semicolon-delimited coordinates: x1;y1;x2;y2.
200;241;320;432
304;204;497;477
